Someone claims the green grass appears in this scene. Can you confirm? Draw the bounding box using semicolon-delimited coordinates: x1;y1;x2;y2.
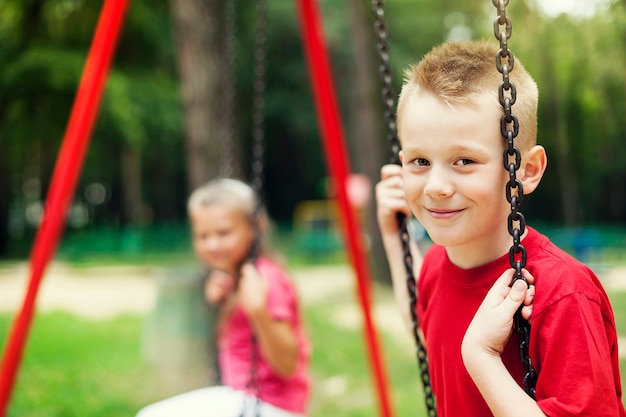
608;290;626;336
1;283;625;416
0;313;168;417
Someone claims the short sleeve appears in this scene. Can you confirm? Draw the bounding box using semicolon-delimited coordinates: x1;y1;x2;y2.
533;292;622;416
258;261;297;323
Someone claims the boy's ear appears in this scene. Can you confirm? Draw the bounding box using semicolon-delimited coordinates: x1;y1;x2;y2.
521;145;547;195
398;150;404;164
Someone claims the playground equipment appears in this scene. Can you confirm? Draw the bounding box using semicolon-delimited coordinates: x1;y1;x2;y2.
0;1;130;415
0;1;394;417
0;2;539;416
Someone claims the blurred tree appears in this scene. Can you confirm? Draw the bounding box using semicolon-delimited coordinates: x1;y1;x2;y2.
0;0;184;255
169;0;224;192
346;0;390;283
0;0;625;259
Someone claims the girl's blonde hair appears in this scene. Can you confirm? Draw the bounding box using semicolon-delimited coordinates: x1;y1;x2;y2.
188;178;269;257
188;178;260;222
397;40;538;150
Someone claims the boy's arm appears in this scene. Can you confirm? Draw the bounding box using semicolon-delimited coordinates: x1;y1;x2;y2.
462;269;542;417
376;164;423;335
238;263;298;377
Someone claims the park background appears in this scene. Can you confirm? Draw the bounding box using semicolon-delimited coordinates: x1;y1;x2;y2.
1;0;626;416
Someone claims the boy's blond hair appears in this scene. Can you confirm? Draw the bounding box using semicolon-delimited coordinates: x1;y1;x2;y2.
397;40;538;149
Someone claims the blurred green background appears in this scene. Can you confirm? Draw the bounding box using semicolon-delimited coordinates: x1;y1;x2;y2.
1;0;626;416
1;0;625;264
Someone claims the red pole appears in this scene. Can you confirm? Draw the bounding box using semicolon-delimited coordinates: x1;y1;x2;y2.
295;2;394;417
0;1;130;414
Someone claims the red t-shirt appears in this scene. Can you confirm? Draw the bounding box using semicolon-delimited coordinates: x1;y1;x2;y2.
218;257;311;413
417;227;625;416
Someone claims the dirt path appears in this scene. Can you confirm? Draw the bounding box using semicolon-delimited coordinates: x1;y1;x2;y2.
1;261;625;356
0;262;157;320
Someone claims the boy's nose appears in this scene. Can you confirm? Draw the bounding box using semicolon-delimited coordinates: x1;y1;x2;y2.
423;168;454;198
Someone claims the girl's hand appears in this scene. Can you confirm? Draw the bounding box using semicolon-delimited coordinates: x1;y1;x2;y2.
205;270;235;306
375;164;413;235
462;268;536;358
238;263;269;316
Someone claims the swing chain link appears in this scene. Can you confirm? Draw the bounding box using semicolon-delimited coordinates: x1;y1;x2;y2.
238;3;267;417
219;0;238;178
250;0;267;200
252;1;267;415
371;0;401;166
493;0;538;400
371;1;436;415
399;215;437;416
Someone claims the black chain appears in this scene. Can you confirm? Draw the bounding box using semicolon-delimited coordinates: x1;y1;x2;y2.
371;1;436;415
238;2;267;416
219;0;237;178
237;335;261;417
493;0;537;399
250;0;267;199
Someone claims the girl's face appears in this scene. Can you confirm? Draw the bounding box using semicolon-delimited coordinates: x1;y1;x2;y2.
190;204;256;275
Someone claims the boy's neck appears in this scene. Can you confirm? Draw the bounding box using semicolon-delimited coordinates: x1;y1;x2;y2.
444;228;529;269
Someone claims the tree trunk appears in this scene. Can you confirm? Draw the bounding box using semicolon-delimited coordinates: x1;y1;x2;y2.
167;0;220;387
170;0;223;192
348;0;392;284
120;146;145;224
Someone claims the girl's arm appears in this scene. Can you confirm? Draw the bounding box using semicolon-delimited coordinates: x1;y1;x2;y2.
238;263;298;377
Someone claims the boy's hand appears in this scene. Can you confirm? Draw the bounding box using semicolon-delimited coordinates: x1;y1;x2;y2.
462;269;535;358
375;164;413;235
204;270;235;306
238;263;269;316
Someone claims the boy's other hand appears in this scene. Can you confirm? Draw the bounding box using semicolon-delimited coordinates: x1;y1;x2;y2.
376;164;413;235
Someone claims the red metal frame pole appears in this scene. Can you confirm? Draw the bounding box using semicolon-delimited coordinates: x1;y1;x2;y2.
0;1;130;414
295;2;394;417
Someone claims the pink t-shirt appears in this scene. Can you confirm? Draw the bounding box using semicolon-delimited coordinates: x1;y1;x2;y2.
218;257;311;413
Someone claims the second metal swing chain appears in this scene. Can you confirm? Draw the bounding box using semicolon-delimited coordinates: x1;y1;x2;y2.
371;1;436;415
493;0;538;399
219;0;237;179
235;1;267;416
250;0;267;200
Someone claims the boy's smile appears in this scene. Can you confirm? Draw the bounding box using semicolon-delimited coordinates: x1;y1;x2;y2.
399;91;514;267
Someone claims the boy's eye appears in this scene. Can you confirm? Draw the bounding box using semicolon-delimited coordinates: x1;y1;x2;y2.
455;158;475;166
414;158;430;167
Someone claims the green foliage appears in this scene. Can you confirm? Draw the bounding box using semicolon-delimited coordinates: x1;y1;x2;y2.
1;0;626;258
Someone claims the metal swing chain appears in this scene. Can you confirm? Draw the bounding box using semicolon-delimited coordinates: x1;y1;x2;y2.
492;0;538;399
245;0;267;266
238;1;267;416
250;0;267;200
219;0;238;178
371;2;436;415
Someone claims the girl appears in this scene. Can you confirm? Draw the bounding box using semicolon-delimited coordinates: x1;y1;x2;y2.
137;178;311;417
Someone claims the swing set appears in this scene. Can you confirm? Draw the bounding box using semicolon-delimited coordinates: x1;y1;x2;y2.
0;1;536;417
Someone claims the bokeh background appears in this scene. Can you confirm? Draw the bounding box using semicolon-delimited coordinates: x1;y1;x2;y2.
1;0;625;416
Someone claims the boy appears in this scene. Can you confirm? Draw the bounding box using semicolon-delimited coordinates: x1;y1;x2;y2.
376;40;625;416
